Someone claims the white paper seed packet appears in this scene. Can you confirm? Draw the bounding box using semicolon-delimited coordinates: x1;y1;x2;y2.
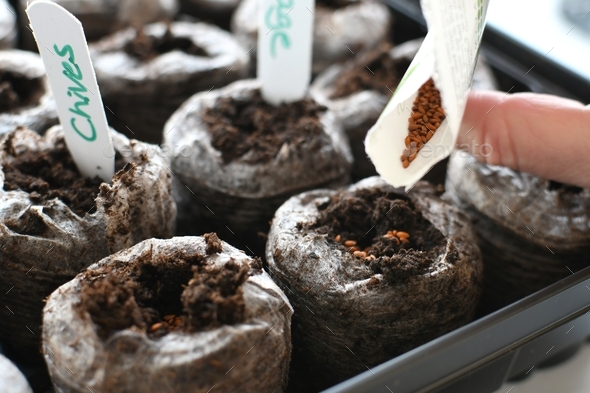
27;0;115;181
366;0;490;189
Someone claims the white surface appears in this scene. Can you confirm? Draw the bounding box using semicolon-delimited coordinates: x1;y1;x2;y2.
27;0;115;181
487;0;590;81
494;343;590;393
258;0;315;105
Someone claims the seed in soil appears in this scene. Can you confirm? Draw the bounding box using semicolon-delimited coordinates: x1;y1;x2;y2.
401;78;445;169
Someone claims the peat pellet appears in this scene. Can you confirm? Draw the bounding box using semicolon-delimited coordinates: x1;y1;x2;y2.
0;0;16;49
17;0;178;49
0;126;176;361
266;176;483;392
0;50;57;136
311;38;498;182
164;79;352;254
0;354;32;393
446;153;590;314
179;0;242;29
43;236;292;393
311;42;406;181
90;21;249;144
231;0;391;75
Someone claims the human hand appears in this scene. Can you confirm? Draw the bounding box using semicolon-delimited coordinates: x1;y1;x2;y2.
458;91;590;189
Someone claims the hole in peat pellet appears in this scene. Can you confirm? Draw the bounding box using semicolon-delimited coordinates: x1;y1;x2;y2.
203;90;328;164
310;188;446;281
124;26;209;62
0;71;44;112
330;43;408;99
79;234;251;340
401;78;446;169
547;180;583;194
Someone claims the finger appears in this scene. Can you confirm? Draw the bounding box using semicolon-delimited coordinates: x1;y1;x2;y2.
458;91;590;189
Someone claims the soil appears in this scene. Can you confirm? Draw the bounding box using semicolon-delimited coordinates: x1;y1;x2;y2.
124;25;208;62
79;234;251;340
547;180;583;194
203;90;328;164
317;0;355;9
311;188;446;281
0;71;44;112
204;232;223;254
330;43;408;99
1;134;126;217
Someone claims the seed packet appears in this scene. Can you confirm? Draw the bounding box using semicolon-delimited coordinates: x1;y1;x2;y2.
365;0;490;188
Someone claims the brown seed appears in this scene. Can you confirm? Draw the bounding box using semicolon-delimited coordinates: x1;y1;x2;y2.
412;112;422;120
344;240;356;247
422;115;428;122
383;233;394;239
150;322;164;332
363;247;371;253
402;160;409;168
405;136;411;147
335;235;341;243
349;246;360;253
397;231;410;239
353;251;367;258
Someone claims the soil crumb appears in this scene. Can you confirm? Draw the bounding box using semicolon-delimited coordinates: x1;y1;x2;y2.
311;188;446;281
204;232;223;254
203;90;328;164
124;25;208;62
0;71;44;112
330;43;405;99
2;135;104;217
79;242;250;340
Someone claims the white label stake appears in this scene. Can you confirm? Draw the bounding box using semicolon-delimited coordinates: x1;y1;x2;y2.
258;0;315;105
27;0;115;181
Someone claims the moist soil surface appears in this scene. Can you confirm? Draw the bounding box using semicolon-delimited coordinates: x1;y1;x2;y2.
0;71;44;112
203;90;327;164
79;233;254;340
1;134;127;217
330;43;409;99
311;188;446;281
124;25;208;62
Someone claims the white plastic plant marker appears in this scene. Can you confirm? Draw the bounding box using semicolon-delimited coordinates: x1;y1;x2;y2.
258;0;315;105
26;0;115;181
365;0;490;189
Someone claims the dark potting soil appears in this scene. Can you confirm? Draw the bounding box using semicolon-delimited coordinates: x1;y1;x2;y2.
0;71;44;112
547;180;583;194
203;90;327;164
317;0;354;9
311;188;446;281
330;43;407;99
3;135;100;217
124;26;208;62
79;234;253;340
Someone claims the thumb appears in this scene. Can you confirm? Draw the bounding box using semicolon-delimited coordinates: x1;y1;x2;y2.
457;91;590;189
